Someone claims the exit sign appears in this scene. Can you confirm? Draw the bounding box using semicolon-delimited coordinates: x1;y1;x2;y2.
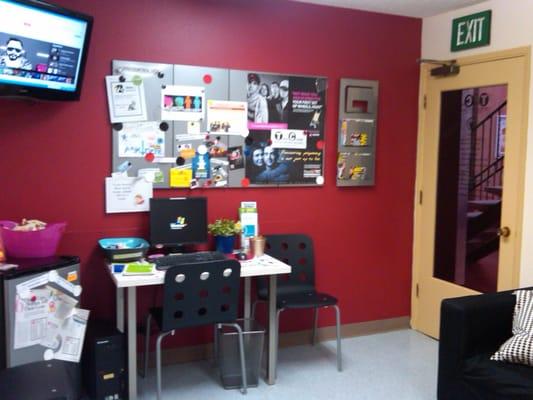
451;10;491;52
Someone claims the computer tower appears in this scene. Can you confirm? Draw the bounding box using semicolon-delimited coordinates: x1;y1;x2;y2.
82;320;127;400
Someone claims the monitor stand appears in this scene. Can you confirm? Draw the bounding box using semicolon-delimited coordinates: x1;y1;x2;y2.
164;244;194;255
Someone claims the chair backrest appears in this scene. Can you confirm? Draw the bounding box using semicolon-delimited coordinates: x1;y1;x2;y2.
161;259;241;332
258;234;316;295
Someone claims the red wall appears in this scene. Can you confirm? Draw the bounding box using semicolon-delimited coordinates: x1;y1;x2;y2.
0;0;421;347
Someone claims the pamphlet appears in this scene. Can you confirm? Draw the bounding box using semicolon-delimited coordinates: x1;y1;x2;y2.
239;201;258;252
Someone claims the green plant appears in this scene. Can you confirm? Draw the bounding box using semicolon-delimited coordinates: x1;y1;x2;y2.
208;219;242;236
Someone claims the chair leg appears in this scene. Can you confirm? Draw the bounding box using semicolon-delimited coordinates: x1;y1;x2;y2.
213;323;220;366
333;305;342;372
251;300;258;319
312;307;319;346
251;299;266;319
143;313;152;378
156;331;172;400
275;308;284;380
235;324;248;394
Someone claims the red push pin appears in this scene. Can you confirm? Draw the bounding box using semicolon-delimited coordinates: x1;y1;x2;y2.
241;178;250;187
203;74;212;84
145;152;155;162
31;295;37;302
316;140;325;150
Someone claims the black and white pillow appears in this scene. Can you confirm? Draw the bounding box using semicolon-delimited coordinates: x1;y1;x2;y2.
491;289;533;366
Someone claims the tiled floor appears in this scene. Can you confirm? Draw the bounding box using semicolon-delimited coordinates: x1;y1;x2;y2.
139;328;439;400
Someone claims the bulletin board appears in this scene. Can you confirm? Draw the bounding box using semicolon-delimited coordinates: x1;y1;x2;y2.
109;60;327;189
336;78;378;186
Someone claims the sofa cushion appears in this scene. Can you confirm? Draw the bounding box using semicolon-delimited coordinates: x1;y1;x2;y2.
492;289;533;366
511;290;533;334
463;353;533;399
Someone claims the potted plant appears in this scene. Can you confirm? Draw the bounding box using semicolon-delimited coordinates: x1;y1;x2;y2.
208;219;242;254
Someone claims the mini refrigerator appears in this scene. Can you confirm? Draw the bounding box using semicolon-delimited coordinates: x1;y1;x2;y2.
0;255;80;369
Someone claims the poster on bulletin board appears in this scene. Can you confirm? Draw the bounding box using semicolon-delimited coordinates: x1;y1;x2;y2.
245;72;326;185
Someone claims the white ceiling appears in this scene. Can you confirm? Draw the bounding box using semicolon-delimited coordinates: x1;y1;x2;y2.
291;0;489;18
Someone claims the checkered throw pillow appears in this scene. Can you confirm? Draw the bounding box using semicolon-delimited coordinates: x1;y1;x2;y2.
491;289;533;365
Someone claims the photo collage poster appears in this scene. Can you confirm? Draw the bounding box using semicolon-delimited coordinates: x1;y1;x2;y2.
245;72;326;185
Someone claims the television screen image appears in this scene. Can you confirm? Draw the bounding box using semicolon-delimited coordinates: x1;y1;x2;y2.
150;197;208;249
0;0;93;100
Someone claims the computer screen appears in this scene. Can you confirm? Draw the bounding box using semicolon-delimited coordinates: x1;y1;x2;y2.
0;0;93;101
149;197;207;249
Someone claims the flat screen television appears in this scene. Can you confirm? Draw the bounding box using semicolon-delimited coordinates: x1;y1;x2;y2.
150;197;208;252
0;0;93;101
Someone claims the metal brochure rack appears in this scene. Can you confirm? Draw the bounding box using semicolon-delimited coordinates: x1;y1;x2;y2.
337;78;379;186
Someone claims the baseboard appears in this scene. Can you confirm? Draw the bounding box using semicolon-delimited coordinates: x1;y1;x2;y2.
145;316;410;367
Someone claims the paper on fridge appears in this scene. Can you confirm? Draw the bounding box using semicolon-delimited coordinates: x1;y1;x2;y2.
106;75;148;123
118;121;165;157
13;288;53;349
161;85;205;121
207;100;248;135
42;308;90;363
105;176;153;213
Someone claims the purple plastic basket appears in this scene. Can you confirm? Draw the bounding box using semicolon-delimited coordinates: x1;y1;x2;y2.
0;221;67;258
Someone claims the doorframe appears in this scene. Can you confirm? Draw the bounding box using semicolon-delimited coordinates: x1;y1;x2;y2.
410;47;531;329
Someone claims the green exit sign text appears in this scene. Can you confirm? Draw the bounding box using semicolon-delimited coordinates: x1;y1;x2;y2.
451;10;491;52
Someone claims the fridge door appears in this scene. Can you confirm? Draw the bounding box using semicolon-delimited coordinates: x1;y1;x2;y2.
4;260;81;367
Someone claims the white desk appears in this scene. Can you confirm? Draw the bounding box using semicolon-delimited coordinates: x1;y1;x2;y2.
106;254;291;400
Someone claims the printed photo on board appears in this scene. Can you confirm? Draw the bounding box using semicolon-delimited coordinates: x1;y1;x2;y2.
247;72;290;130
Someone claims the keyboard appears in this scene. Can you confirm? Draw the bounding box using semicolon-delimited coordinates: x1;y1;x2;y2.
154;251;226;270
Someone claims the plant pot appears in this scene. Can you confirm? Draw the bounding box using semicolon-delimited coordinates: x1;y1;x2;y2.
214;235;235;254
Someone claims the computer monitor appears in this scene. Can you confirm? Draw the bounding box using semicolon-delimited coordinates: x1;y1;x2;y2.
149;197;208;252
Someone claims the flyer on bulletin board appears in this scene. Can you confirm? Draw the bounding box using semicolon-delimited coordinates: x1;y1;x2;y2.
105;176;153;213
161;85;205;121
118;121;165;157
105;75;148;123
207;100;248;135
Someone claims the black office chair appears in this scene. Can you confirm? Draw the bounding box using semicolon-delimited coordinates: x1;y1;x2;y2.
143;259;248;399
253;234;342;372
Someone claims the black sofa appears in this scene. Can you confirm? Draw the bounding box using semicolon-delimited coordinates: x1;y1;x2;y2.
438;289;533;399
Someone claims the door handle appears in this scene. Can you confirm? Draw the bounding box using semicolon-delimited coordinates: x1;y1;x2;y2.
498;226;511;238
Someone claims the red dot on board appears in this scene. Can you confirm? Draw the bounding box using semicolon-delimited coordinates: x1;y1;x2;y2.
241;178;250;187
203;74;212;84
316;140;325;150
145;152;155;162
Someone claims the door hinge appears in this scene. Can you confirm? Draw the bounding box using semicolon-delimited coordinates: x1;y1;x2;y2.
419;190;423;205
423;95;427;109
416;284;419;298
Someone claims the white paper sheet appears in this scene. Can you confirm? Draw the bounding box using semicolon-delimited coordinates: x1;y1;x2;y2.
105;176;153;213
118;121;165;157
106;75;148;123
13;288;53;349
43;308;90;363
207;100;248;135
270;128;307;149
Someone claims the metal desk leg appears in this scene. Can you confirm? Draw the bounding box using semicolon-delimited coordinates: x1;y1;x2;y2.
127;287;138;400
244;277;251;319
266;275;277;385
116;287;125;333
